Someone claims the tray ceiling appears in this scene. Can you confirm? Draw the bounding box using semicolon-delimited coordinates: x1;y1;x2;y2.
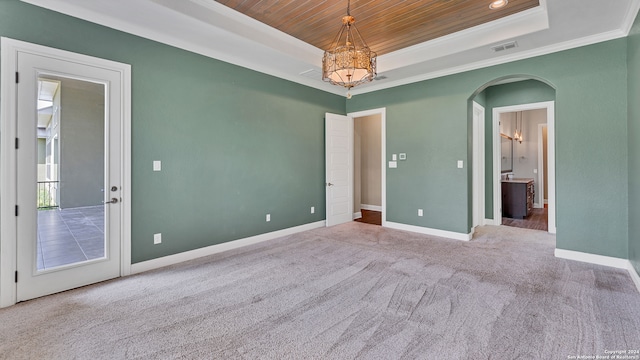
20;0;640;96
214;0;540;56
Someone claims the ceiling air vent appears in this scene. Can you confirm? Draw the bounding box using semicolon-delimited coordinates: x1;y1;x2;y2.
491;41;518;53
299;69;322;80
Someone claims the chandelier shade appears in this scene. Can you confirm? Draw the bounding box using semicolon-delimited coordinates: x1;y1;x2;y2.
322;3;377;90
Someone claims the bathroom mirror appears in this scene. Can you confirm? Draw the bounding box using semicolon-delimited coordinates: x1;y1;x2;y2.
501;133;513;173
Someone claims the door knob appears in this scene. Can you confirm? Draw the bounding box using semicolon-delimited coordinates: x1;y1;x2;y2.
111;186;118;192
327;182;334;186
103;198;118;204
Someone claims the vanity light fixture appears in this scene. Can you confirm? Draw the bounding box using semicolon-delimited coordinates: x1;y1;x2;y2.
513;111;523;144
489;0;508;9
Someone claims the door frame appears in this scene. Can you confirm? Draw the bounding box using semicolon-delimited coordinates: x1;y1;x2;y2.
347;108;387;226
0;38;132;307
472;101;485;228
492;101;555;233
537;123;547;208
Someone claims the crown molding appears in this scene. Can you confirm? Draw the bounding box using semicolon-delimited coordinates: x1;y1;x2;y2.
349;28;628;96
20;0;640;98
378;2;549;73
621;0;640;35
20;0;345;96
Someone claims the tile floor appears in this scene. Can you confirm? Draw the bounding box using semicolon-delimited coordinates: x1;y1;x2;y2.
37;205;105;270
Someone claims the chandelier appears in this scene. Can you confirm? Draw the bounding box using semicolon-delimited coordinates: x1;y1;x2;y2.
322;0;377;91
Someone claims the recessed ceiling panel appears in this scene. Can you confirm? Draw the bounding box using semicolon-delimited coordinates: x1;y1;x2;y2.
214;0;540;55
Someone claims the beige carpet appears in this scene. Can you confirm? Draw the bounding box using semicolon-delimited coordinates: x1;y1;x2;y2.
1;223;639;359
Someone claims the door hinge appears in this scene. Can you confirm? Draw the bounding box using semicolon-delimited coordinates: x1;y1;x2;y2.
15;72;19;84
15;271;18;283
15;205;18;216
15;137;19;149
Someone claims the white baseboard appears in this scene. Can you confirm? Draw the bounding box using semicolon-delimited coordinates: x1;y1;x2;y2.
360;204;382;211
131;220;325;274
555;249;640;294
629;262;640;294
554;248;628;269
385;221;472;241
353;212;362;220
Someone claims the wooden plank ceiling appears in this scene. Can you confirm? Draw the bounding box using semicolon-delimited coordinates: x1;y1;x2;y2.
214;0;540;55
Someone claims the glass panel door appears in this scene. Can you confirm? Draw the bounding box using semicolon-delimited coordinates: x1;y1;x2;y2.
15;49;122;302
36;75;107;271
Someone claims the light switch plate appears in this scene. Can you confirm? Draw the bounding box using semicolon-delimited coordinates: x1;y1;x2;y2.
418;209;423;217
389;161;397;168
153;161;162;171
392;154;397;161
153;233;162;244
457;160;463;169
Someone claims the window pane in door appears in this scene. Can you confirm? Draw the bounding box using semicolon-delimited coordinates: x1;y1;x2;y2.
36;75;106;271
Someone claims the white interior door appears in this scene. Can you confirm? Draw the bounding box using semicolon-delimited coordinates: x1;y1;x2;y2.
325;113;353;227
14;50;122;301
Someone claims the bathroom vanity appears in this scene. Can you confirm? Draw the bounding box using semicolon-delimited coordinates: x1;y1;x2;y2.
502;178;535;219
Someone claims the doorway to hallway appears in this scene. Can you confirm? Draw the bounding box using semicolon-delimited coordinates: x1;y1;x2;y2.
353;111;384;226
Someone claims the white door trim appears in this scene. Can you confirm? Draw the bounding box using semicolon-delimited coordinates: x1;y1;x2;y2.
537;123;546;209
347;108;387;226
492;101;555;233
472;102;485;228
0;38;131;307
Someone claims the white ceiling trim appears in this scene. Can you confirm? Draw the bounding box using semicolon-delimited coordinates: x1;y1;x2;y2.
621;0;640;34
20;0;640;98
350;28;628;96
159;0;322;64
379;2;549;72
20;0;347;95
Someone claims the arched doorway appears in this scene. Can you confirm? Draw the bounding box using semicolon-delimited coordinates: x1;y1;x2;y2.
468;76;556;234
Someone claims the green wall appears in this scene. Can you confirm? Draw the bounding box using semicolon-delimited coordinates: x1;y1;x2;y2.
479;80;556;219
1;0;637;267
0;0;344;263
347;39;629;258
628;12;640;276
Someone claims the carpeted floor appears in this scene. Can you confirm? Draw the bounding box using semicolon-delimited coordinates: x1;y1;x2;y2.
1;223;639;359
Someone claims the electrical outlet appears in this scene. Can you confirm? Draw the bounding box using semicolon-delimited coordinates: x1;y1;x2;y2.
418;209;423;217
311;206;315;214
154;233;162;244
266;214;271;222
153;161;161;171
